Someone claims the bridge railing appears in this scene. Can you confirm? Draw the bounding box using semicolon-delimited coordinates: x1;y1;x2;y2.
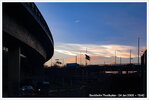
22;3;54;44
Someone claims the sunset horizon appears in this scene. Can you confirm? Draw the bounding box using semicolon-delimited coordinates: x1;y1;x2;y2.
35;2;146;67
2;2;147;98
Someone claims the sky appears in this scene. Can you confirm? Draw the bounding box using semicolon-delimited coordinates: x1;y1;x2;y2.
35;2;147;66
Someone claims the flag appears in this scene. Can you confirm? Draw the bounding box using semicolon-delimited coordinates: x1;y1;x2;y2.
56;61;62;64
85;54;90;60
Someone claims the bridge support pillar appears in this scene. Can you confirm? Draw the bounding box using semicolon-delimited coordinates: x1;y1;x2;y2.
8;46;21;97
126;71;128;74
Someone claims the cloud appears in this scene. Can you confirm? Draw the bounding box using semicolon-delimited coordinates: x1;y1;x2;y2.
55;43;141;58
55;49;77;56
44;43;145;66
74;19;80;23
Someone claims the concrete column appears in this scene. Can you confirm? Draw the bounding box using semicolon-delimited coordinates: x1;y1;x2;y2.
126;71;128;74
8;46;21;97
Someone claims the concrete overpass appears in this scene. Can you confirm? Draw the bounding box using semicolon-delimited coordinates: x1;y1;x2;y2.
3;3;54;97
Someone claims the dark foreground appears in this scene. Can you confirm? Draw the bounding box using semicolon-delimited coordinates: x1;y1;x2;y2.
13;65;146;98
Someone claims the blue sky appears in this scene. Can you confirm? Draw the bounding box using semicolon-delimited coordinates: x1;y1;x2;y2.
35;2;146;66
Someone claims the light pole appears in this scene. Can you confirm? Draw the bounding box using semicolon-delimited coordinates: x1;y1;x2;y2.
138;37;140;64
130;49;131;64
115;50;117;65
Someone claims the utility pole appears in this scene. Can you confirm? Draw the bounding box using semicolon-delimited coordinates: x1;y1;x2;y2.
80;51;81;65
120;56;121;65
138;37;140;65
115;50;116;65
76;56;77;64
85;48;87;66
130;49;131;64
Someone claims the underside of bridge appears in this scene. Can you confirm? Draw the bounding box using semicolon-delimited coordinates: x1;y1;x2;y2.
3;3;54;97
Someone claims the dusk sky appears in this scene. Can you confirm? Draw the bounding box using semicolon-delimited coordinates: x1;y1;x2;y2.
35;2;147;66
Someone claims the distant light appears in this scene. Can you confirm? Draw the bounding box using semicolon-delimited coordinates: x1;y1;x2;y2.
38;89;40;91
22;89;25;91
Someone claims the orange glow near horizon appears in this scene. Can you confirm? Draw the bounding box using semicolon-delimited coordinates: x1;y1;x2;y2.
44;43;146;67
